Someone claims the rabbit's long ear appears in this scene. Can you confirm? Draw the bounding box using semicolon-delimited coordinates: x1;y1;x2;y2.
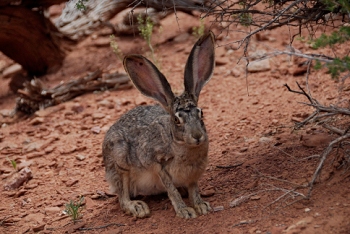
184;31;215;100
124;55;175;109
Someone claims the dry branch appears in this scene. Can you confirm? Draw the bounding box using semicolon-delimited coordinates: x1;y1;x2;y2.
307;133;350;197
285;78;350;198
16;70;132;114
205;0;349;57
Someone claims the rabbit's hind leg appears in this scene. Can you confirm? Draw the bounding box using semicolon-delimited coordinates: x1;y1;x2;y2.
118;172;150;218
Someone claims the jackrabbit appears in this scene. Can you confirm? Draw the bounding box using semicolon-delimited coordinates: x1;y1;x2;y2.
102;31;215;218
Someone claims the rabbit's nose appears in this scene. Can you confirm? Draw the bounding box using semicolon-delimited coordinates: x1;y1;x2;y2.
192;131;203;141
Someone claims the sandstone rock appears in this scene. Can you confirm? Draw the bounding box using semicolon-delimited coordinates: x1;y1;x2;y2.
30;117;44;125
3;167;33;190
92;112;105;120
301;133;332;147
3;64;22;78
173;32;190;43
216;57;230;66
44;206;61;214
76;154;86;161
91;126;101;134
247;59;271;72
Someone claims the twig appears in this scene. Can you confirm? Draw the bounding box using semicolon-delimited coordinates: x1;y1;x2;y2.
323;124;345;135
78;223;125;231
299;154;320;161
216;162;243;169
307;133;350;198
232;219;255;227
272;145;297;161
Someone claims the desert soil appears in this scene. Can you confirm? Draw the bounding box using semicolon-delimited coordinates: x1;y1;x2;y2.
0;9;350;234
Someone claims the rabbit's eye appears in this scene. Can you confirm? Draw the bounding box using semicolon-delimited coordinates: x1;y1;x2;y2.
174;112;183;125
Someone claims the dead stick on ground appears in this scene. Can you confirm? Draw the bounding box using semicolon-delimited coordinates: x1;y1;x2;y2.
307;133;350;198
78;223;125;231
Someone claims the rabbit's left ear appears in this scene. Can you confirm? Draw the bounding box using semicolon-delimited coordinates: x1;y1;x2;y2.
184;31;215;100
124;55;175;109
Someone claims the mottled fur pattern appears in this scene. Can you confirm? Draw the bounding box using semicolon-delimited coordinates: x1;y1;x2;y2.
102;31;216;218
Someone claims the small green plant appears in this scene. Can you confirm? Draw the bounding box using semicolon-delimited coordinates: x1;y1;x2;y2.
76;0;88;11
7;157;17;171
192;18;205;38
110;35;124;62
65;196;84;223
137;15;158;65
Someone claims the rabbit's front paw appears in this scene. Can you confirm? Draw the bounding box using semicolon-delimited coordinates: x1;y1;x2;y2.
194;200;211;215
176;207;197;219
124;200;150;218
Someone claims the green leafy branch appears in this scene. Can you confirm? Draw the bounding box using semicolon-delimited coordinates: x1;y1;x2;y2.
311;26;350;49
311;26;350;79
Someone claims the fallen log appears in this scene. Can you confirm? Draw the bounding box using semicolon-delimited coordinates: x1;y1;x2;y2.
16;70;132;114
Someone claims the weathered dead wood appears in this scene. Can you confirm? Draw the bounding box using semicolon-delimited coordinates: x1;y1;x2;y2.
0;6;65;75
16;70;132;114
0;0;66;8
56;0;211;40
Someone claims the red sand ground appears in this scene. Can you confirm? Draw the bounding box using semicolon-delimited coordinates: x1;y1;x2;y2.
1;11;350;234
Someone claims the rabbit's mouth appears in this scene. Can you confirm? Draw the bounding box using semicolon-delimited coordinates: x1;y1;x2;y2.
186;134;207;146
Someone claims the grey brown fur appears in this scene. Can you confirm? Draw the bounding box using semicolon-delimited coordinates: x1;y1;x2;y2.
102;31;215;218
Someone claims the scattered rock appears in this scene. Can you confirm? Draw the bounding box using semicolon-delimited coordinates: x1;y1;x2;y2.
250;195;261;200
0;109;14;117
92;37;110;47
29;117;44;125
2;63;22;78
3;167;33;190
239;147;248;152
24;213;45;224
213;206;224;212
71;103;84;113
84;197;96;210
305;208;311;212
216;57;230;66
292;66;308;76
91;126;101;134
59;145;77;154
201;188;215;197
247;60;271;72
32;224;46;232
76;154;86;161
98;99;114;109
285;217;313;234
35;105;65;117
231;68;241;77
65;179;79;187
259;137;272;143
301;134;332;147
173;32;190;43
15;189;27;198
44;206;61;214
92;112;105;120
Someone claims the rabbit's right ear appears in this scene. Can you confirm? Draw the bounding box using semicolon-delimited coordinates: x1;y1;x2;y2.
124;55;175;109
184;31;215;101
